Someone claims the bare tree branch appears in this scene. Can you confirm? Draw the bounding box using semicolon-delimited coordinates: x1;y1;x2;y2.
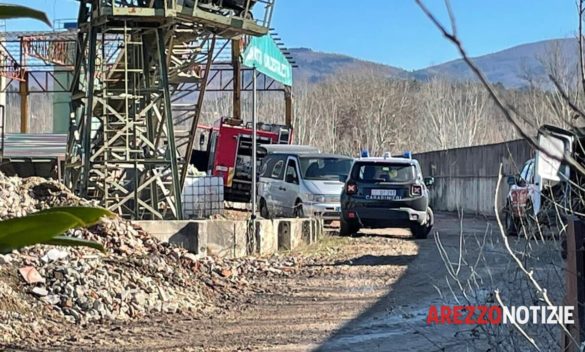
549;73;585;120
444;0;457;37
414;1;542;148
415;0;585;178
578;0;585;96
494;164;579;349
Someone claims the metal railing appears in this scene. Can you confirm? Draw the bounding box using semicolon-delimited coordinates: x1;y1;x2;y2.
179;0;275;34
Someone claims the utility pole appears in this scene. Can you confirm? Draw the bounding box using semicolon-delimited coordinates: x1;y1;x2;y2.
19;37;28;133
284;85;293;128
251;67;257;219
232;38;242;121
563;218;585;351
19;71;28;133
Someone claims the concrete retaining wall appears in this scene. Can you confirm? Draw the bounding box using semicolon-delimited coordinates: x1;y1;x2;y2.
414;139;533;216
134;218;324;258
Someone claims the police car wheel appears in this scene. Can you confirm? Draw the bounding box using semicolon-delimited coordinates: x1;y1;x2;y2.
411;223;430;239
411;208;433;239
340;220;359;237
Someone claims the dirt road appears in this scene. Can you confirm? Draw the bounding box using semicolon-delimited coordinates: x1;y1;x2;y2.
186;213;495;352
16;213;511;351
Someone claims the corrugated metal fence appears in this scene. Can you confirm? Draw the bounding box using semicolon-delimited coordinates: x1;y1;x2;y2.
414;139;533;216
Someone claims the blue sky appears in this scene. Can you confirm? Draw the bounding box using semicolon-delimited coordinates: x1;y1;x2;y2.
5;0;578;70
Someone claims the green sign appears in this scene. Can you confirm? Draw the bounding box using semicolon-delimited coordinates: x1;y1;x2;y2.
242;35;293;86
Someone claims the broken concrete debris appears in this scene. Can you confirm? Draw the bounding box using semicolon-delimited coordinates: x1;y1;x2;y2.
0;173;301;346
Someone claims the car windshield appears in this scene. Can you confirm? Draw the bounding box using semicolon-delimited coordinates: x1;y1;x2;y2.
353;163;416;183
299;157;353;181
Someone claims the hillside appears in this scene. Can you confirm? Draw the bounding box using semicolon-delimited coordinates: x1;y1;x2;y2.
413;38;578;88
290;48;410;83
291;38;579;88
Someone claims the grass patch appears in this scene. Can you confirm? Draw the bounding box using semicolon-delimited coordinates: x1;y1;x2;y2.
293;233;353;258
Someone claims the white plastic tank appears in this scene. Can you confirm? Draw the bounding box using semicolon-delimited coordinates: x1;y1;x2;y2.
182;175;224;219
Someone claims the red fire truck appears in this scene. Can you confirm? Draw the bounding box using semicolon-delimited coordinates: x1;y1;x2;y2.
191;118;292;202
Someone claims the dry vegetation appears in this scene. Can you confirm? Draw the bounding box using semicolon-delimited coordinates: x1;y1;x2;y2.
3;2;585;351
411;0;585;349
8;42;581;158
199;54;580;157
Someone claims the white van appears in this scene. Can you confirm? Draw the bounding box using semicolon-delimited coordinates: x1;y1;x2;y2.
257;148;353;220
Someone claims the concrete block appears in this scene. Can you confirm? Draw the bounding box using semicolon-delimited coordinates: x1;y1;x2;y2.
302;219;313;244
134;217;325;259
233;220;249;258
274;219;292;251
290;219;307;247
206;220;239;258
194;222;208;256
255;219;277;256
297;219;324;245
316;219;324;241
312;219;324;243
133;220;206;255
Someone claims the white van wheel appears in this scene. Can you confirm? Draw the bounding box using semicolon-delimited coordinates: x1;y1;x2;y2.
294;201;304;218
260;199;270;219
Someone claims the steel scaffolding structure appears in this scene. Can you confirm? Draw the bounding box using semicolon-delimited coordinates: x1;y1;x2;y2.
0;4;294;218
64;0;275;220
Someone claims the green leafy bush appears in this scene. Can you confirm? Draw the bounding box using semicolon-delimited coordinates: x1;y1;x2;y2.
0;6;108;254
0;207;114;254
0;3;51;25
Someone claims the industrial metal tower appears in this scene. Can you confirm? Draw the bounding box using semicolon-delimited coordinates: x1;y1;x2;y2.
65;0;275;220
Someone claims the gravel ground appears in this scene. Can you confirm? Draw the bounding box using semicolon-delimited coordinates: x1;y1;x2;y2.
0;174;310;349
3;213;525;352
1;188;564;352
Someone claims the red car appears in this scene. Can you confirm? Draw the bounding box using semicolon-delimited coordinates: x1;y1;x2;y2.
504;158;540;236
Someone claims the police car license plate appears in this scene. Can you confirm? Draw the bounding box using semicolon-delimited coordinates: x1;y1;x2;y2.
371;189;396;197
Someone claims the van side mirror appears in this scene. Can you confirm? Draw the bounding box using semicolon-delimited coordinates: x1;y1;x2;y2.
424;177;435;187
517;178;527;187
506;175;516;186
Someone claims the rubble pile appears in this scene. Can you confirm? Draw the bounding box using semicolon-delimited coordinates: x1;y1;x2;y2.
0;173;210;343
22;250;203;322
0;173;302;346
0;175;88;219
